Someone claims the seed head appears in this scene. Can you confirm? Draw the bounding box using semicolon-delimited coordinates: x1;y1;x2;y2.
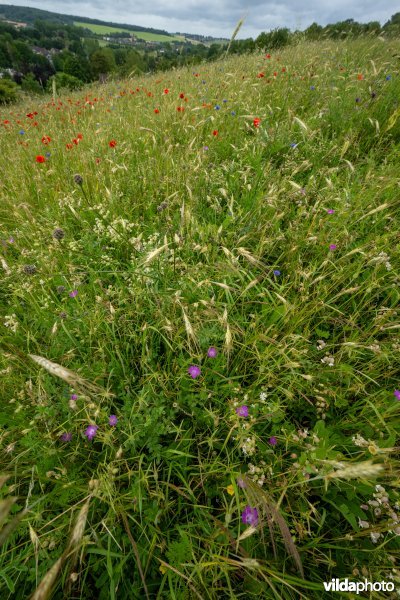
23;264;37;275
73;174;83;185
53;228;65;240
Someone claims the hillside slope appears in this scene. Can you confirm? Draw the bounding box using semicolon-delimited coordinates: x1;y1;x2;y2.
0;39;399;599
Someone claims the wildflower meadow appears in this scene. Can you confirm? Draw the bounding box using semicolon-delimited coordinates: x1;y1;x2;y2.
0;37;400;599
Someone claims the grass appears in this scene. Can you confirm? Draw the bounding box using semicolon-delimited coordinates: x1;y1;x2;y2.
73;21;133;35
0;37;399;599
73;21;182;42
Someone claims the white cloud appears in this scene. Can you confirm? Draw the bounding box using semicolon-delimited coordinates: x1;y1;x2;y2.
5;0;399;37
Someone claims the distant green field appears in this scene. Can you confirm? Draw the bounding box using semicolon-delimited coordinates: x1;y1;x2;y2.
74;21;182;42
132;31;182;42
74;21;132;35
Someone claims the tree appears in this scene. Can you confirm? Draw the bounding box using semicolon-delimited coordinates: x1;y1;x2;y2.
305;23;323;40
0;79;18;103
90;49;115;79
21;72;43;94
64;55;92;82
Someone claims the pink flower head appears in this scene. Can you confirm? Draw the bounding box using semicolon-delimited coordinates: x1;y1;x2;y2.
268;436;277;446
207;346;217;358
236;405;249;418
69;290;78;298
327;209;335;214
394;390;400;401
109;415;118;426
241;505;258;526
84;424;98;441
188;365;201;379
60;432;72;442
237;476;247;489
329;244;337;251
70;394;78;401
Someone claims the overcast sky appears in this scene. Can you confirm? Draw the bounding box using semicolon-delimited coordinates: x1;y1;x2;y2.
4;0;399;38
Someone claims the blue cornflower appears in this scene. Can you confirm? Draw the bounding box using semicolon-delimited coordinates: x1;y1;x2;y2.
273;270;281;276
231;111;236;116
386;75;392;81
19;130;25;135
215;105;220;110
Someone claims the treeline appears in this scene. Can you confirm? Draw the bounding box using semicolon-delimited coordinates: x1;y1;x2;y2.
0;13;399;104
229;14;400;54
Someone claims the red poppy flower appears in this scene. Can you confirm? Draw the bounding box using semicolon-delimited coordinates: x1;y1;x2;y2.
179;93;185;99
36;155;46;163
154;108;160;114
163;88;169;94
177;106;184;112
109;140;117;148
257;72;264;78
77;133;83;140
66;143;73;150
41;135;51;144
253;118;261;127
357;73;363;80
265;53;271;58
212;130;218;136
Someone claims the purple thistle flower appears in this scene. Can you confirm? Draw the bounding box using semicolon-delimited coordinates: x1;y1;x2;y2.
109;415;118;426
207;346;217;358
241;505;258;526
188;365;201;379
394;390;400;401
69;290;78;298
70;393;78;401
236;405;249;418
60;432;72;442
84;424;98;441
268;436;277;446
329;244;337;251
327;209;335;214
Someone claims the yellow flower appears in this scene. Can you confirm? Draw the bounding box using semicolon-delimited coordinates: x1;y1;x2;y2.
159;565;167;574
226;484;235;496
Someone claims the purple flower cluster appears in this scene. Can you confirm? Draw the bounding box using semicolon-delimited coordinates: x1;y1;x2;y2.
188;347;218;379
241;505;258;526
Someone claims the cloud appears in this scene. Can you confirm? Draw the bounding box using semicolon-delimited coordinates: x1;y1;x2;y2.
5;0;399;37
